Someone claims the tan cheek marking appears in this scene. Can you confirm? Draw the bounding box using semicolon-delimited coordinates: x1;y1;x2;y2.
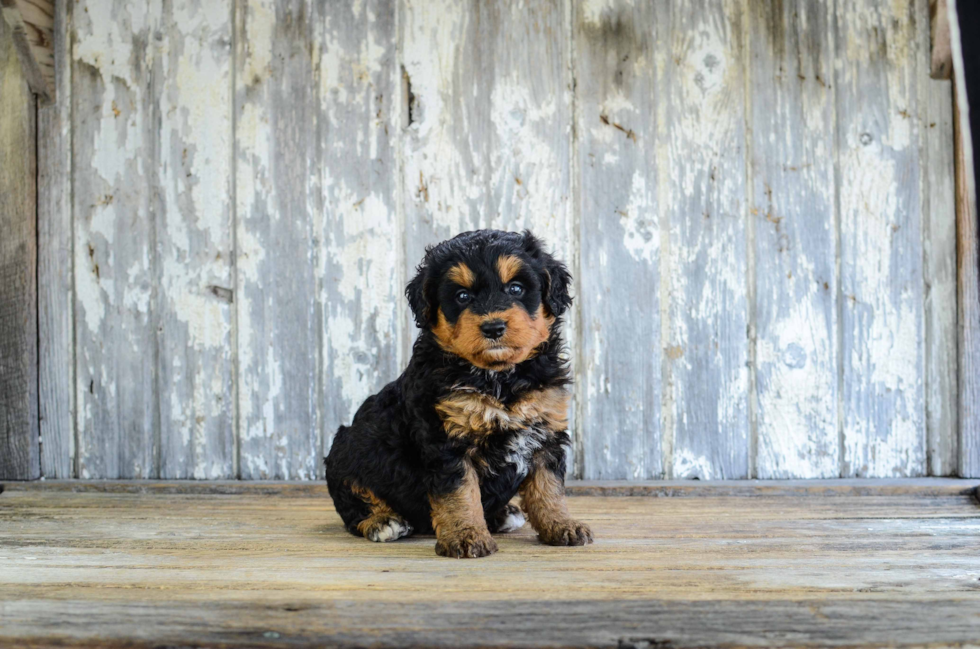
446;262;475;288
432;308;454;350
498;304;554;364
432;303;555;370
496;255;523;284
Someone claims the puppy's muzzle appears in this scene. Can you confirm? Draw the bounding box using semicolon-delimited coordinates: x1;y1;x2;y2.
480;319;507;340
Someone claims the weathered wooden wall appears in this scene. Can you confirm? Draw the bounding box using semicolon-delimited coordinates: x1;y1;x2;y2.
34;0;964;480
0;14;39;480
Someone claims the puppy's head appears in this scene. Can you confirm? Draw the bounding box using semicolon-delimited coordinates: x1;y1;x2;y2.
406;230;571;370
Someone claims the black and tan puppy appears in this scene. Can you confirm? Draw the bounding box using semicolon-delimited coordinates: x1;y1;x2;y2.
325;229;592;558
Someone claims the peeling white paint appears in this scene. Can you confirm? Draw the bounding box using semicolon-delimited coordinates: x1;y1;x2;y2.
64;0;949;481
672;449;714;480
620;171;657;264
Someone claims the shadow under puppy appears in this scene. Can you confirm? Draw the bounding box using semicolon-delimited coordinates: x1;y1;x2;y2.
325;229;593;558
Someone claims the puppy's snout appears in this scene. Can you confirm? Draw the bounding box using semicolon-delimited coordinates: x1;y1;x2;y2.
480;319;507;340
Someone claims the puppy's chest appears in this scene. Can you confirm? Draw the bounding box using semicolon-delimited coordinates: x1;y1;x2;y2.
435;386;568;473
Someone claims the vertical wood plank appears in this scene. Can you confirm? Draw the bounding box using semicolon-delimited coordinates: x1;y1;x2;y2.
0;14;39;480
949;0;979;477
480;0;574;474
37;0;74;478
747;0;839;478
574;1;661;479
314;0;401;474
662;0;750;479
836;0;926;477
955;92;979;476
72;0;156;478
156;0;235;479
235;0;319;479
399;0;575;468
400;0;488;280
485;1;571;258
919;0;957;476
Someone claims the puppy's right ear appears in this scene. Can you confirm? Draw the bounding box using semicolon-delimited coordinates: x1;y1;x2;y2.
406;262;433;328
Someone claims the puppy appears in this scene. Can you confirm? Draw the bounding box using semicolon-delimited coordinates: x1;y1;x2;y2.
325;230;592;558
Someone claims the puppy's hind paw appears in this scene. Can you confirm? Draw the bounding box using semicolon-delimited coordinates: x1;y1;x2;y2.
538;520;593;546
362;516;413;543
435;527;498;558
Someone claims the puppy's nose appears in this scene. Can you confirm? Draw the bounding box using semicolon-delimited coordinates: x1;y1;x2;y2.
480;319;507;340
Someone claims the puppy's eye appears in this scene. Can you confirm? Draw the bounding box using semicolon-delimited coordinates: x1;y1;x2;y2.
507;283;525;297
455;290;472;304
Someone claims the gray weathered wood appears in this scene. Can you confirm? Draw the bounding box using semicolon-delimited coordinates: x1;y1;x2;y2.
836;0;927;477
930;0;952;80
5;477;976;498
32;0;966;481
399;0;576;469
399;0;491;282
313;0;402;478
72;0;158;478
235;0;319;479
661;0;750;479
6;598;980;649
948;0;980;478
37;0;72;479
480;0;575;473
919;0;958;476
155;0;235;479
574;1;661;479
0;14;39;481
747;0;839;479
2;487;980;648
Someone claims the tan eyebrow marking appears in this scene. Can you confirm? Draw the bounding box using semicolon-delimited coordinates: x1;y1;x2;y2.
496;255;523;284
446;263;475;288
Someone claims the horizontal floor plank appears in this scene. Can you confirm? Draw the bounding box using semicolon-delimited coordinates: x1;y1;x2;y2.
1;487;979;648
5;598;980;649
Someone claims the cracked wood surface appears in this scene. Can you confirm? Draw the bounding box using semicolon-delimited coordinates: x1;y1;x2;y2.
0;483;978;648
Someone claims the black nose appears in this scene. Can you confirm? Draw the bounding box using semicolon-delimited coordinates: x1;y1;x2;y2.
480;319;507;340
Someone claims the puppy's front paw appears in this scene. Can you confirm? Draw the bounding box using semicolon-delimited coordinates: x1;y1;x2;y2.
538;519;593;546
362;516;413;543
435;527;498;558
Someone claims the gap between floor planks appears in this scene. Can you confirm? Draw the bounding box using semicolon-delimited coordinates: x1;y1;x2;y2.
2;478;979;499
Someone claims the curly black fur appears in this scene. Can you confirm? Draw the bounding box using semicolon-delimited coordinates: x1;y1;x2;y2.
325;230;585;554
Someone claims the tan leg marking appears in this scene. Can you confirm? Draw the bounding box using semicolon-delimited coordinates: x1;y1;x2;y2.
519;457;593;546
351;483;413;542
429;460;497;558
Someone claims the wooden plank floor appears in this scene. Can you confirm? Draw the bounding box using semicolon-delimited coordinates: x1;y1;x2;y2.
1;480;979;648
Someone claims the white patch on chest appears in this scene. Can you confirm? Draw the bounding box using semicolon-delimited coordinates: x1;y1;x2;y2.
436;386;569;477
505;426;548;478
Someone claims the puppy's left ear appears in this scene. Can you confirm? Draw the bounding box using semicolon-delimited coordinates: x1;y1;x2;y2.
406;259;434;328
522;230;572;317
